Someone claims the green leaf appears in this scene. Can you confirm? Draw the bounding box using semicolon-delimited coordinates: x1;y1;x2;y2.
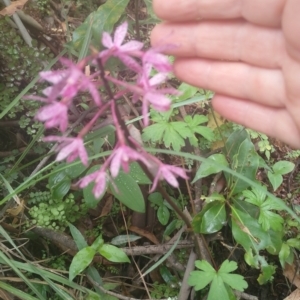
225;129;249;160
188;259;247;298
48;166;69;188
286;238;300;250
110;171;145;212
69;247;96;281
68;223;88;249
226;137;259;195
90;236;104;251
63;160;89;179
257;264;276;285
279;243;291;267
160;265;176;284
192;154;228;183
128;162;151;184
243;187;284;231
258;204;284;232
50;178;71;200
231;206;271;253
163;219;182;237
46;163;73;210
157;205;170;225
192;201;226;234
272;161;295;175
83;165;108;208
177;82;199;101
72;0;130;51
267;172;283;191
111;235;141;246
163;122;188;151
148;192;164;206
208;276;230;300
219;261;248;291
142;123;166;143
184;115;214;141
99;244;130;263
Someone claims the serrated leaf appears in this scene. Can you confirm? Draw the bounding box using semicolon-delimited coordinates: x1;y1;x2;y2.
110;171;145;212
208;276;229;300
195;260;215;272
157;205;170;225
184;115;214;141
184;114;208;126
163;122;188;151
142;123;167;143
192;154;228;183
69;247;95;281
188;259;247;298
220;272;248;291
193;201;226;234
267;172;283;191
258;206;284;231
99;244;130;263
218;260;238;273
193;125;214;141
188;270;214;291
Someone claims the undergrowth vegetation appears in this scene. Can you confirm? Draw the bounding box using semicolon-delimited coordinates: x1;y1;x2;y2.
0;1;300;300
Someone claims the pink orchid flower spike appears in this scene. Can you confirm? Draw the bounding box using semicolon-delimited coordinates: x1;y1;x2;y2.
35;101;69;132
40;58;101;106
78;169;108;199
110;143;150;178
43;136;88;166
101;22;144;72
150;163;189;192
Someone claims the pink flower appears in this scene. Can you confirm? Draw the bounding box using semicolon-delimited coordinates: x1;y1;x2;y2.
40;58;101;105
110;144;150;177
101;22;143;72
36;102;69;132
142;48;173;73
150;163;189;192
77;169;107;199
106;73;177;126
43;136;88;166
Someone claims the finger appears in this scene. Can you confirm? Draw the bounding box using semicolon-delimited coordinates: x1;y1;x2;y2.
151;21;285;69
283;0;300;60
212;95;300;149
173;58;285;108
153;0;284;27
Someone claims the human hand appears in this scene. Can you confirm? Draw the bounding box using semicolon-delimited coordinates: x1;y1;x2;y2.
151;0;300;148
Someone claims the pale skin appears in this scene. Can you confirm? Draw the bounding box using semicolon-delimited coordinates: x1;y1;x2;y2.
151;0;300;149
